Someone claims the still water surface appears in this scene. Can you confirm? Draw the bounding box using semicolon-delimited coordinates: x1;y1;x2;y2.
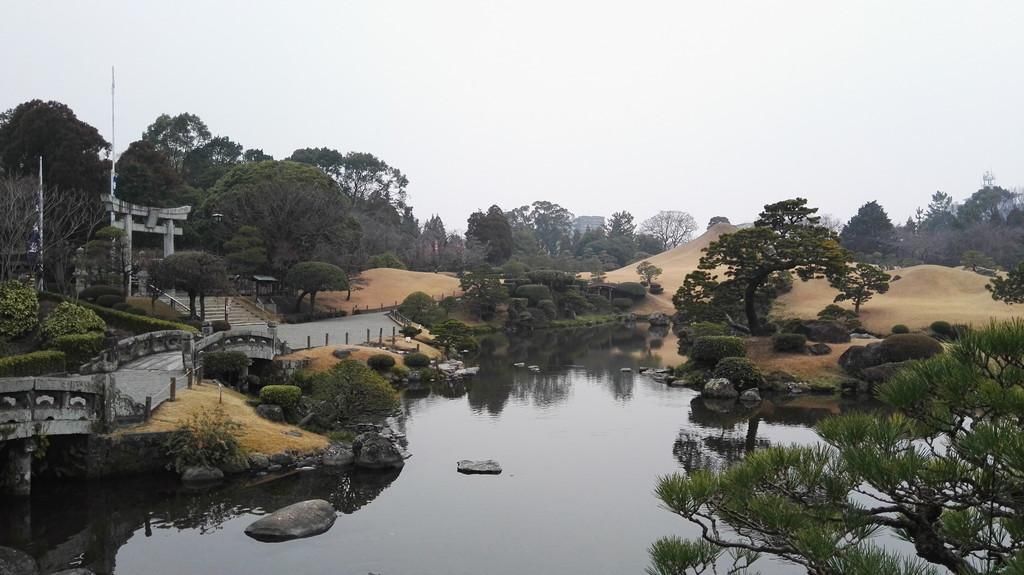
2;326;876;574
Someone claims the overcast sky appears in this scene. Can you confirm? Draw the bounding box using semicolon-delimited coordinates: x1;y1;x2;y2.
3;1;1022;231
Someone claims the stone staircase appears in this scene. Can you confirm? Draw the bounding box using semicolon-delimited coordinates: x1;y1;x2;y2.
157;293;267;327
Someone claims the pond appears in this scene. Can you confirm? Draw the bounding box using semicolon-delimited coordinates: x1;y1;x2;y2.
1;325;880;575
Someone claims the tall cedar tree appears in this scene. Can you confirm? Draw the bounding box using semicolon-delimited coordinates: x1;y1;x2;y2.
839;200;897;256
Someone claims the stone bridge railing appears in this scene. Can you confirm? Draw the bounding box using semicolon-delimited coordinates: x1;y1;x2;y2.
0;375;126;441
192;326;290;369
80;330;194;375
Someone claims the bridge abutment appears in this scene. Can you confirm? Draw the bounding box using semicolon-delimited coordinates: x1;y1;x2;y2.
0;439;35;496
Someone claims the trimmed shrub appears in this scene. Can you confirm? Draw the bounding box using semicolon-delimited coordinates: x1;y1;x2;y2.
399;292;444;326
259;385;302;409
289;370;318;394
399;324;422;338
211;320;231;333
367;353;396;371
42;302;105;341
404;352;431;368
0;281;39;338
202;351;250;383
614;282;648;300
79;285;122;302
163;408;242;473
50;333;105;368
309;360;400;424
112;302;132;311
712;357;764;390
878;334;944;363
612;297;633;311
930;320;956;340
391;364;410;379
649;283;664;295
367;252;406;270
0;350;66;377
515;284;552;305
538;299;558;320
95;294;125;308
39;292;196;334
891;324;910;334
772;333;807;353
690;336;746;366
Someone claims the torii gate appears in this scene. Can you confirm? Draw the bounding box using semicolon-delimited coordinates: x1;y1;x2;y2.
101;195;191;293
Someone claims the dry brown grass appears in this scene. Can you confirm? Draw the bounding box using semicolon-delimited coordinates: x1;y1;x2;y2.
776;265;1022;333
745;337;865;383
315;268;461;313
123;383;328;455
605;223;738;295
276;341;441;373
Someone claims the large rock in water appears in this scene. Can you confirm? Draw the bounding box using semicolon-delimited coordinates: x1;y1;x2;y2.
840;335;942;378
0;546;37;575
457;460;502;474
795;320;851;343
181;466;224;483
701;378;738;399
352;432;407;470
321;444;355;467
647;312;671;326
244;499;337;542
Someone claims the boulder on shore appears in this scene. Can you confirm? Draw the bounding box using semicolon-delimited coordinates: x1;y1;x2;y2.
244;499;337;542
795;320;851;343
739;389;762;403
701;378;738;399
807;342;832;356
321;445;355;467
0;546;37;575
255;404;284;422
457;460;503;474
353;432;407;470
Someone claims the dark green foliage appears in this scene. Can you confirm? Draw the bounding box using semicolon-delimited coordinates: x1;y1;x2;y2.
78;285;123;302
367;252;406;270
636;261;663;285
537;299;557;320
287;261;349;312
0;350;65;377
367;354;396;371
224;225;268;275
929;320;955;339
0;281;39;338
830;263;890;314
308;360;400;426
689;336;745;366
259;385;302;410
211;320;231;332
772;333;807;353
202;351;249;383
467;205;513;264
649;283;664;295
988;263;1024;304
431;319;478;354
399;324;422;338
817;303;861;327
586;294;613;313
612;297;634;311
515;284;552;305
525;269;578;289
50;333;105;368
399;292;444;326
94;294;124;308
111;302;132;311
164;408;242;473
839;200;897;256
877;333;943;363
649;319;1024;573
711;357;764;390
459;271;507;320
149;251;229;320
614;282;648;300
42;302;105;340
891;324;910;334
403;352;431;368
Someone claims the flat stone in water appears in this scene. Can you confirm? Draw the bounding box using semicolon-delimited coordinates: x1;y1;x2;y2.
457;460;502;474
244;499;337;542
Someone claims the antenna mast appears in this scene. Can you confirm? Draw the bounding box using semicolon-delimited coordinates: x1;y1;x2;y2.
110;66;116;201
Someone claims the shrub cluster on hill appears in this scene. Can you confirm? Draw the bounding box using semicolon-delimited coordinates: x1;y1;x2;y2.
304;361;400;427
0;281;39;338
42;302;105;341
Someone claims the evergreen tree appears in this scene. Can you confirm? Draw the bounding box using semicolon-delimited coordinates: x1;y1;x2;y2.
467;205;513;265
988;263;1024;304
839;201;897;256
830;262;891;314
608;211;636;238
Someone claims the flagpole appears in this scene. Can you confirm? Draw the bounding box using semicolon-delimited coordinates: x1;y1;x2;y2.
37;156;44;291
109;66;117;228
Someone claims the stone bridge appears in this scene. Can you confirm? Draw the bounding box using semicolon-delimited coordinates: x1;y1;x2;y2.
191;325;289;371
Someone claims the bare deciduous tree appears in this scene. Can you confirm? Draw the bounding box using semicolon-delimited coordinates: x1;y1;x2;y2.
639;210;698;251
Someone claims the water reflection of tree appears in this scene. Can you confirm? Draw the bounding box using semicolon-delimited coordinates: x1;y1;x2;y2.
7;468;401;574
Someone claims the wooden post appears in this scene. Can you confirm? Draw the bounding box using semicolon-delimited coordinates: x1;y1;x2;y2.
187;371;193;389
366;328;370;344
416;343;420;351
345;332;349;345
392;326;396;345
378;327;383;344
169;377;176;402
144;396;152;420
307;335;311;349
325;333;329;346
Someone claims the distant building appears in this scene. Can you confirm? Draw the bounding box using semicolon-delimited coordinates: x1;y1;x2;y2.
573;216;605;234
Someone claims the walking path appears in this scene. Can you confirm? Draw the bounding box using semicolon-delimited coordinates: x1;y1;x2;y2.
116;352;185;407
276;312;398;350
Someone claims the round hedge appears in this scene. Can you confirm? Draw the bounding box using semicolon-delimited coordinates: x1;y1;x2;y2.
612;297;633;311
690;336;746;366
260;385;302;410
0;281;39;338
891;324;910;334
878;334;944;363
95;294;125;308
712;357;764;390
772;333;807;353
367;353;397;371
930;320;955;339
538;299;558;320
42;302;105;340
515;284;552;305
404;352;431;368
78;285;122;302
614;282;648;300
